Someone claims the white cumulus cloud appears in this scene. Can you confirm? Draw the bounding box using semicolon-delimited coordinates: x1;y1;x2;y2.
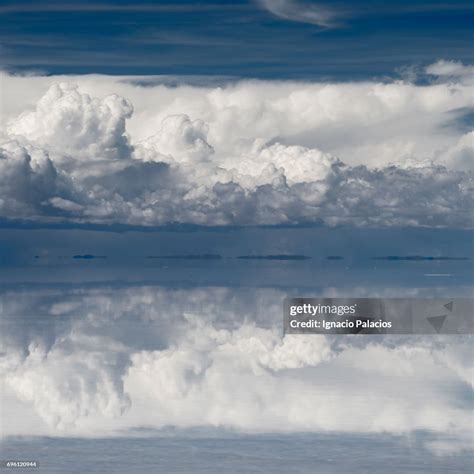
0;66;473;227
7;82;133;163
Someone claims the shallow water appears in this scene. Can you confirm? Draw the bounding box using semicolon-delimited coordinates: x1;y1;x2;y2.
1;227;473;473
1;432;473;474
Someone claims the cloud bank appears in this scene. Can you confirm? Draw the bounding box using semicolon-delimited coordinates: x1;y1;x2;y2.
0;64;473;227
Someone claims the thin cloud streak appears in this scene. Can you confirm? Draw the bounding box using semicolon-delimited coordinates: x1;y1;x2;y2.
0;2;248;14
259;0;340;28
258;0;473;28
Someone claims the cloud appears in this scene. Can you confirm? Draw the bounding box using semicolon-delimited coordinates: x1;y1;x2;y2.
426;60;474;80
137;114;214;164
257;2;472;29
7;82;133;164
2;68;472;167
437;131;474;172
258;0;338;28
0;66;473;227
0;135;76;218
0;3;243;14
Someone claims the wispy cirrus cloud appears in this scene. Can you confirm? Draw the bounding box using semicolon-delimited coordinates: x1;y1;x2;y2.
258;0;473;28
0;2;246;14
258;0;341;28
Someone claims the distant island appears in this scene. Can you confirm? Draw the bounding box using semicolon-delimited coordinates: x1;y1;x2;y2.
72;255;107;259
372;256;469;261
146;254;223;259
236;255;311;260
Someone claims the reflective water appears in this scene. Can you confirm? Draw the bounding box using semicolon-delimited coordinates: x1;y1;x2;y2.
0;227;472;473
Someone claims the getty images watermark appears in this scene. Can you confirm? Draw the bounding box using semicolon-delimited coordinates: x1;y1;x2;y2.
283;298;474;335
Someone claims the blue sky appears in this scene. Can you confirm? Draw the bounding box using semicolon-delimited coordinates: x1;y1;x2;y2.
1;0;473;78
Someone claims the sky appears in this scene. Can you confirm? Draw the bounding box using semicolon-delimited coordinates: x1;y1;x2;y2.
0;1;472;229
0;0;473;78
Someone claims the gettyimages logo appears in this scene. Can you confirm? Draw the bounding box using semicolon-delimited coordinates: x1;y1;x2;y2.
283;298;473;335
289;303;357;317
